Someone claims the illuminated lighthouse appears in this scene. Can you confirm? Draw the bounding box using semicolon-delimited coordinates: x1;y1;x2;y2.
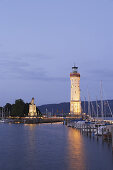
70;65;81;116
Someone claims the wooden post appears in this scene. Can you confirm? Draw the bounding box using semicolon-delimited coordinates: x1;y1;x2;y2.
83;124;84;133
89;126;91;138
102;128;103;137
82;124;83;134
65;119;67;125
92;127;95;138
89;127;91;133
84;125;86;133
63;119;65;125
97;126;98;136
93;126;94;134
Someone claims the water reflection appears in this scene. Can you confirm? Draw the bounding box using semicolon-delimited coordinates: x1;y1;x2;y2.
24;124;37;148
0;124;113;170
24;124;36;130
23;124;38;169
67;128;86;170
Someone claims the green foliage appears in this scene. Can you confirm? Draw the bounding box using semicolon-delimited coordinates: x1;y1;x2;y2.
0;99;42;117
36;107;42;117
4;103;12;117
23;103;29;116
3;99;42;117
11;99;25;117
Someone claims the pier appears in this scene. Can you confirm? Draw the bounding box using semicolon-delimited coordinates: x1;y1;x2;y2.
6;117;64;124
6;117;75;124
66;118;113;151
5;116;79;124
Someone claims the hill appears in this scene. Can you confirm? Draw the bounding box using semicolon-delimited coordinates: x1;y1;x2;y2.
38;100;113;117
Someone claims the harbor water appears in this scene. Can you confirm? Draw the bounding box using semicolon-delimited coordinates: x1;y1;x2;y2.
0;123;113;170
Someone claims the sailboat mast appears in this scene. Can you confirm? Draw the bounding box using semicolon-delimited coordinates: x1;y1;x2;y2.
96;98;99;118
106;100;113;117
100;81;104;118
91;101;96;117
88;94;91;117
84;96;86;113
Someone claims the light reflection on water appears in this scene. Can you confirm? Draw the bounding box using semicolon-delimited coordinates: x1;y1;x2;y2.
67;128;86;170
0;123;113;170
24;124;37;165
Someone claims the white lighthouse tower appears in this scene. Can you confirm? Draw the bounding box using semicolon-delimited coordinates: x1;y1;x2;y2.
70;65;81;117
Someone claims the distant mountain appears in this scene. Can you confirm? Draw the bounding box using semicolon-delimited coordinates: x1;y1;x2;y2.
38;100;113;117
38;102;70;114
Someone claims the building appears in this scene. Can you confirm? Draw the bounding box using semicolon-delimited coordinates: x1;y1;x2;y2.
28;97;37;117
70;65;81;116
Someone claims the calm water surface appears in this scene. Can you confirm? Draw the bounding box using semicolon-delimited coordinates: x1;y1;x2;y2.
0;123;113;170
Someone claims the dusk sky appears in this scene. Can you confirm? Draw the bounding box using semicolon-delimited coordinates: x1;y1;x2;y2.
0;0;113;106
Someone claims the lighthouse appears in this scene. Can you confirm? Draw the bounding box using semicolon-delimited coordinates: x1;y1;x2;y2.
70;66;81;116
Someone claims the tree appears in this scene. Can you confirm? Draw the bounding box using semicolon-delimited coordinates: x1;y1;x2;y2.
4;103;12;117
23;103;29;116
11;99;25;117
36;107;42;117
3;99;42;117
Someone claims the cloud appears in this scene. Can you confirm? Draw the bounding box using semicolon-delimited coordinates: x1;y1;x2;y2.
83;68;113;81
0;52;68;82
12;66;69;82
1;52;112;83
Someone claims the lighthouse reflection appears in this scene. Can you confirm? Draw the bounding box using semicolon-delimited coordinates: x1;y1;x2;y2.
67;128;86;170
